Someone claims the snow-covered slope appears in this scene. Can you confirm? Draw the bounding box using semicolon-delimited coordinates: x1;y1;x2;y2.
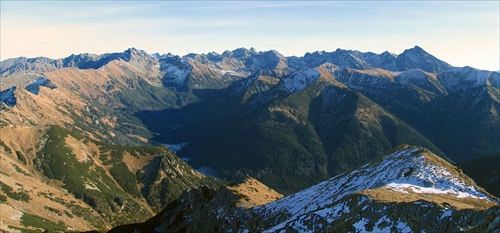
438;66;500;92
394;69;447;95
259;146;490;217
256;145;497;232
278;68;320;94
159;55;192;87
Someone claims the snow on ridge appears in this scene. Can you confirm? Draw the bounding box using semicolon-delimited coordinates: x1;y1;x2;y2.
233;75;259;96
383;160;488;199
220;69;246;77
438;66;498;91
279;68;320;93
396;69;428;81
258;147;490;218
384;182;486;199
338;69;394;91
258;148;419;216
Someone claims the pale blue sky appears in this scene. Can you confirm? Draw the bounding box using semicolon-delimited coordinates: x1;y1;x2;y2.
1;1;499;70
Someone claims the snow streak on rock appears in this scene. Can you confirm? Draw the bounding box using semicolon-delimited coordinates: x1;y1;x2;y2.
279;69;320;94
161;63;191;86
438;67;500;92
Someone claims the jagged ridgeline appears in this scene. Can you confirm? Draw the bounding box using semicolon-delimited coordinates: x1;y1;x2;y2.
1;46;499;231
1;47;499;193
0;125;220;232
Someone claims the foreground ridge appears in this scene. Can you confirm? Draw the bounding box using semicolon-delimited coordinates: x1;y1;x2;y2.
109;146;499;233
260;146;492;216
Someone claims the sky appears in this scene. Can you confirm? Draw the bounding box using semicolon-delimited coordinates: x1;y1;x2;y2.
1;1;499;71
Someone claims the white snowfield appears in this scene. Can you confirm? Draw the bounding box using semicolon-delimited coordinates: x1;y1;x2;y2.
220;69;246;77
257;147;492;232
438;67;500;92
395;69;432;85
160;61;191;85
279;69;320;94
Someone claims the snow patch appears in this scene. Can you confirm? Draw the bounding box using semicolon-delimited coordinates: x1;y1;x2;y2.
313;201;351;224
383;160;488;199
395;220;412;233
352;218;369;231
279;69;320;93
440;209;453;220
438;67;499;92
371;216;393;233
396;69;428;81
221;69;246;77
160;59;192;86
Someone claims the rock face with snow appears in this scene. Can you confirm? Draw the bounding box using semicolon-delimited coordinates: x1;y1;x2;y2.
438;66;500;92
278;68;321;93
108;145;499;233
159;55;192;87
394;69;447;95
257;146;496;232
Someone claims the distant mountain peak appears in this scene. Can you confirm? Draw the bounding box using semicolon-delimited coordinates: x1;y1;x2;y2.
380;50;398;57
222;47;258;58
396;46;452;73
401;45;430;56
412;45;424;51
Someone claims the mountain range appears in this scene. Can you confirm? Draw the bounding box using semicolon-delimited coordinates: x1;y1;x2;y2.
0;46;499;232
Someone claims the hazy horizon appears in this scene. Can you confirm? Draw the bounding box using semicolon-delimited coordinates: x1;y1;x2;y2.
1;1;499;71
